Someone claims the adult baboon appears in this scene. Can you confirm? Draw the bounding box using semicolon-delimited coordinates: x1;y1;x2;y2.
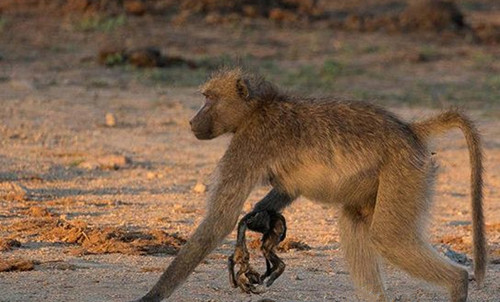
133;68;485;302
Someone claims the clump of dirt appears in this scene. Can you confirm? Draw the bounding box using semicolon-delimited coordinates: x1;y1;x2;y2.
0;238;21;252
435;244;471;265
1;0;321;21
98;47;197;68
336;0;499;44
434;223;500;259
0;257;35;272
277;237;311;252
399;0;465;32
2;1;498;44
436;234;472;254
167;0;323;25
341;0;465;33
472;23;500;44
2;207;186;256
247;236;311;252
23;206;53;217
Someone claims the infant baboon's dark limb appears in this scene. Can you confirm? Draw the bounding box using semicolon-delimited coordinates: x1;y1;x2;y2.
260;212;287;287
229;209;287;292
228;215;263;294
240;188;293;286
252;188;295;213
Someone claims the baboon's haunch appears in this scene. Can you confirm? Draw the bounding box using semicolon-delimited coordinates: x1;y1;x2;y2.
133;68;486;302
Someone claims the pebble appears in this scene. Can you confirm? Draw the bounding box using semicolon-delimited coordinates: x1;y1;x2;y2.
192;182;206;193
105;113;116;127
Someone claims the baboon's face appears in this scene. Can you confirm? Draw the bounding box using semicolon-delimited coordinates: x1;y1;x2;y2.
190;70;253;140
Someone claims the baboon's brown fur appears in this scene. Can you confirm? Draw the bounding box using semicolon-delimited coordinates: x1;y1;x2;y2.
133;68;486;302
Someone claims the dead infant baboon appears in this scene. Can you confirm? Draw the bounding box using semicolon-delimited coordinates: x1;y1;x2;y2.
228;210;287;293
132;68;485;302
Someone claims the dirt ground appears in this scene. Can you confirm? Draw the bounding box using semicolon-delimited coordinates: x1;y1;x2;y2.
0;5;500;302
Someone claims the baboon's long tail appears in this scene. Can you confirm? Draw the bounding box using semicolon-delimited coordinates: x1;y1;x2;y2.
411;109;486;286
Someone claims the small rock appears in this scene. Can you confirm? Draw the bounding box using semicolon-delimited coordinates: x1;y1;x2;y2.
0;258;35;272
105;113;116;127
192;182;206;193
436;244;471;265
448;220;471;226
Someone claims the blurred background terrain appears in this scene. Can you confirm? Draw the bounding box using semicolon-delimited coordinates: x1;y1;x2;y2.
0;1;499;301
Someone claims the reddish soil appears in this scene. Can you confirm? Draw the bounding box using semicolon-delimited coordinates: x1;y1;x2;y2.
0;3;499;301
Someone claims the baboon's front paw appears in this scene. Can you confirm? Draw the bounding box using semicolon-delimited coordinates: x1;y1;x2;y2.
128;292;163;302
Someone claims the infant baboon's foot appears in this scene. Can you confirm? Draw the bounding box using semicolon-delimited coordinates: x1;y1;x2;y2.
236;265;264;294
229;210;288;293
228;246;263;294
260;212;287;287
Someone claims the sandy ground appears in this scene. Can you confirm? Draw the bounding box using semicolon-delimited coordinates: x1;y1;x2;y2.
0;13;499;302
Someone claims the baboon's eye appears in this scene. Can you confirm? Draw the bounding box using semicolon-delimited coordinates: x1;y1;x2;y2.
204;94;216;105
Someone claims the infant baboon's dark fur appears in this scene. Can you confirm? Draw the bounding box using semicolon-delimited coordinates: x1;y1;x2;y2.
133;68;486;302
228;210;287;293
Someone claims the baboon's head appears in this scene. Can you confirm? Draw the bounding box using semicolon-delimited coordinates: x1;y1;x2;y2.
190;68;257;140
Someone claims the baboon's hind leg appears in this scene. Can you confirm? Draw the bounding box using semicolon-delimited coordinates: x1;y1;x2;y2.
340;205;387;302
370;166;469;302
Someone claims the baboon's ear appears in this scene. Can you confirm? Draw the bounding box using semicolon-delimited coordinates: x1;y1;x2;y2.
236;78;251;100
